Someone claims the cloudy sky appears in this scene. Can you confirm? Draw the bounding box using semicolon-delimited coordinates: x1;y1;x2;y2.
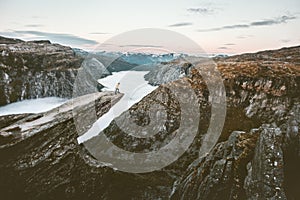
0;0;299;54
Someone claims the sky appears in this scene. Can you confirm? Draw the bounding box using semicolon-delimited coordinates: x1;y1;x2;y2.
0;0;299;54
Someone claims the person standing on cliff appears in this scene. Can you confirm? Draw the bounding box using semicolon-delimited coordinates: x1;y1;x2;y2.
115;82;120;94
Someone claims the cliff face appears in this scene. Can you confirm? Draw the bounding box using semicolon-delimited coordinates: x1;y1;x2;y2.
0;45;299;199
170;104;300;199
144;58;193;85
0;38;84;106
169;46;300;199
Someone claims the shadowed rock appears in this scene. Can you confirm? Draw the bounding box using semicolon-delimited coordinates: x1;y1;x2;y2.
0;92;174;199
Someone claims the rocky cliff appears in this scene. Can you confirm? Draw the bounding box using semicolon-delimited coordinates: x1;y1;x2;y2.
0;92;175;200
144;58;194;85
0;37;84;106
0;36;137;106
169;46;300;199
0;45;299;199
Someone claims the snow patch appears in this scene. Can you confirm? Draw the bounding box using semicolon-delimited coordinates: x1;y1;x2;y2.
3;73;9;80
0;97;67;116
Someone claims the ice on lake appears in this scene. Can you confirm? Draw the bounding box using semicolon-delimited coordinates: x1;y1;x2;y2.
77;70;157;143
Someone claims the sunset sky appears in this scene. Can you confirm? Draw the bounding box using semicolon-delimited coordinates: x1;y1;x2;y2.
0;0;299;54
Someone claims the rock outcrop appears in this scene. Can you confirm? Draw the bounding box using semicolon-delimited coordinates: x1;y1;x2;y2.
170;129;259;199
0;37;84;106
244;125;286;200
282;104;300;199
144;58;194;85
0;92;169;199
171;105;299;200
0;92;175;200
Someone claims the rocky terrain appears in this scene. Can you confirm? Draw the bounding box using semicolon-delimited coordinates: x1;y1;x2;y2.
0;44;299;199
169;45;300;199
0;36;83;106
0;92;174;200
0;36;137;106
144;58;194;85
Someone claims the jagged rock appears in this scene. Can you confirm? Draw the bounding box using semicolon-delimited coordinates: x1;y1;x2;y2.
72;57;110;97
282;104;300;199
170;124;293;200
144;59;193;85
0;37;83;106
244;125;286;200
170;130;259;200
